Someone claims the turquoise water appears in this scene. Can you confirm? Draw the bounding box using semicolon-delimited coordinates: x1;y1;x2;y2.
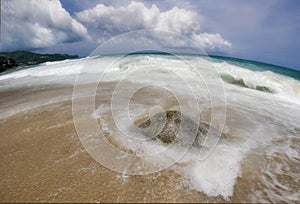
207;55;300;81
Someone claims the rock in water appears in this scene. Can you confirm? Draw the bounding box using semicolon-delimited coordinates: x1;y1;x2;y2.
136;110;219;147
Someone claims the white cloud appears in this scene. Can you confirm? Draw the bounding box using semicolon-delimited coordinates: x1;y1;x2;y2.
192;33;232;52
75;1;231;52
2;0;88;51
76;2;201;34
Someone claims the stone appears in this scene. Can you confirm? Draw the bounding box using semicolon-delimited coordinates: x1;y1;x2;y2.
136;110;220;147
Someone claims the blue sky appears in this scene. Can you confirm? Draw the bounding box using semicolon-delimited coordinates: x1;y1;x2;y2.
1;0;300;70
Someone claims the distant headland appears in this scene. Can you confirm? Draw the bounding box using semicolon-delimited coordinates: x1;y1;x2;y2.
0;51;79;73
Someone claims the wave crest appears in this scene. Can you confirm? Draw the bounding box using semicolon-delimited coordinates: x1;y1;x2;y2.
220;73;275;93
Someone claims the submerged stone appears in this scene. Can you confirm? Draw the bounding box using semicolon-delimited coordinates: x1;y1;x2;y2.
136;110;220;147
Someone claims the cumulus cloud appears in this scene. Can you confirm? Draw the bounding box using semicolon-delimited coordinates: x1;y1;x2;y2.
192;33;232;52
76;2;201;34
75;1;231;52
2;0;88;51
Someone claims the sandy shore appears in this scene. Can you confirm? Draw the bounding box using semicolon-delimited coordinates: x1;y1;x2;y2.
0;84;299;202
0;98;223;202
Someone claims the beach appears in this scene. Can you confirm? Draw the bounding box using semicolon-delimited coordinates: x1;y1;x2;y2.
0;55;299;202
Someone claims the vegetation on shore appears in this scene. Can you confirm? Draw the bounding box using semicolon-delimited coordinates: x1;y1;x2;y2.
0;51;79;73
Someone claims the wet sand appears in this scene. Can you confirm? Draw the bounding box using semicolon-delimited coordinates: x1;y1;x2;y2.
0;98;220;202
0;85;214;202
0;84;299;202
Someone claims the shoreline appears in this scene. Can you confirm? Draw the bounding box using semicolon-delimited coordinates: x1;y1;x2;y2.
0;55;299;202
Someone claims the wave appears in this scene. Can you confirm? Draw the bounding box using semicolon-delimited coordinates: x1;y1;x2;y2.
214;62;300;104
1;54;299;105
220;73;275;93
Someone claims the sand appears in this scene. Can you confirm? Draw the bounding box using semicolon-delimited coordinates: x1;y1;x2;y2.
0;86;216;202
0;84;298;202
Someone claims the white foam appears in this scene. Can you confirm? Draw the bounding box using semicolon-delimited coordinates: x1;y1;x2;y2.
94;101;245;199
2;55;299;107
176;145;243;199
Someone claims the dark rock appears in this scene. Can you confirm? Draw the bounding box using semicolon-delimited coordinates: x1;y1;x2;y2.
136;110;220;147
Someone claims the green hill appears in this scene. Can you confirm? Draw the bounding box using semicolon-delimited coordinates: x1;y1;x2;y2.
0;51;79;73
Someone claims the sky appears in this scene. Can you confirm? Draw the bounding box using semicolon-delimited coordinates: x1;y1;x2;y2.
1;0;300;70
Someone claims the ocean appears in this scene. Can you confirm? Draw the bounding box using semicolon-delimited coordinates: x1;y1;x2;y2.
0;54;299;202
